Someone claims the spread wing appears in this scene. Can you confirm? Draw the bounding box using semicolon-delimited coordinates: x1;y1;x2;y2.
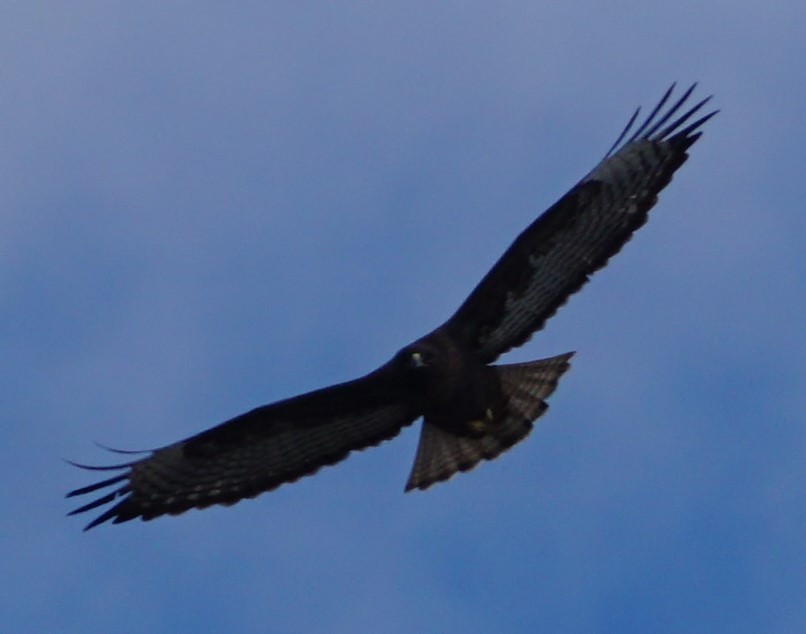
442;84;718;363
67;363;418;530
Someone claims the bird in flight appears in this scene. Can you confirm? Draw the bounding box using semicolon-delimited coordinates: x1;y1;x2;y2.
68;84;717;530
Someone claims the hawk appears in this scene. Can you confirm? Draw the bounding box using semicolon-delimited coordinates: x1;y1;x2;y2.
68;84;716;530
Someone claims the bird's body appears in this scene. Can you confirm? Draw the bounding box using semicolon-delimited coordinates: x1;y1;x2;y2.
68;84;717;530
403;330;506;435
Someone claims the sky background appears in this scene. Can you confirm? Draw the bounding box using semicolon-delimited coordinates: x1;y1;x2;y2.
3;3;805;633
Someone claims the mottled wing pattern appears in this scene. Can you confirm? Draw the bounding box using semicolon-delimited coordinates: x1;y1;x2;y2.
443;84;717;363
67;365;417;530
405;353;573;491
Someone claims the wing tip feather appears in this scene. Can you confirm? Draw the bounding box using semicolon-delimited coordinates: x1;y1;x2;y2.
66;446;143;530
605;83;718;158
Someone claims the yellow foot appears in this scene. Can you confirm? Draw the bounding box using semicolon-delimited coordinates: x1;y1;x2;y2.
467;409;495;435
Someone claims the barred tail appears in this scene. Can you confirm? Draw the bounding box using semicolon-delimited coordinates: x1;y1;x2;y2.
404;352;574;491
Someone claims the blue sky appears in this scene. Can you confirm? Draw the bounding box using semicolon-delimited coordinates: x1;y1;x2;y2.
3;3;804;633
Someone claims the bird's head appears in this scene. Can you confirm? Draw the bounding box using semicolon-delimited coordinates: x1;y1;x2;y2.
396;341;439;373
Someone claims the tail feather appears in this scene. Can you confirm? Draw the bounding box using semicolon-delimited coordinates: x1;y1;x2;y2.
405;352;573;491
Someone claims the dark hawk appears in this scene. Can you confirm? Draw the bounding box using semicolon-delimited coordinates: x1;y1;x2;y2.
68;84;717;530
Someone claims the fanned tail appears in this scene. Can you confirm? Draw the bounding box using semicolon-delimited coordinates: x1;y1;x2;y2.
405;352;573;491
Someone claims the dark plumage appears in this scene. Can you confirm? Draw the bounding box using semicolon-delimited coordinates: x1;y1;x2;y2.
68;84;717;530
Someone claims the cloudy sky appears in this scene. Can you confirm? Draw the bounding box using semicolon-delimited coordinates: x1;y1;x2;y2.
3;3;804;633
